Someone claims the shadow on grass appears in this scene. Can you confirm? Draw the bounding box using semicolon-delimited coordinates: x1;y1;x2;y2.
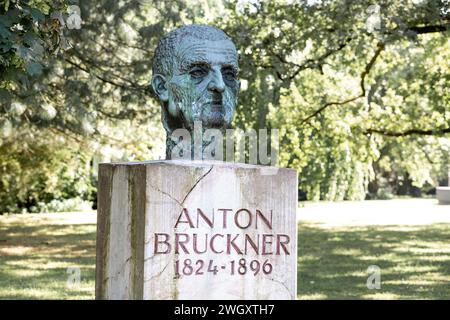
2;217;450;299
298;222;450;299
0;223;96;299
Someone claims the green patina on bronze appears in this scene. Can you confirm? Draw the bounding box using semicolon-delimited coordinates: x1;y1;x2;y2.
151;24;240;159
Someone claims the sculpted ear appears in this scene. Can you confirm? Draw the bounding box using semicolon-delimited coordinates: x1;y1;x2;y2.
151;74;168;102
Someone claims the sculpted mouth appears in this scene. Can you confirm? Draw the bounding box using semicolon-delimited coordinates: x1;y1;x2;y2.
210;97;223;111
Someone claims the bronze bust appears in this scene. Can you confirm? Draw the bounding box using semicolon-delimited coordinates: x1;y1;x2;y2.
151;24;240;159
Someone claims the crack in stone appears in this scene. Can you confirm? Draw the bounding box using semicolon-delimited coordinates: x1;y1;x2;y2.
144;261;170;282
148;184;183;206
180;165;214;206
144;254;157;262
109;256;132;281
143;166;213;286
147;165;214;207
269;277;293;299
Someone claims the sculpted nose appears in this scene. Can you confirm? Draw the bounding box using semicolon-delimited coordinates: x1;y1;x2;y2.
207;67;225;93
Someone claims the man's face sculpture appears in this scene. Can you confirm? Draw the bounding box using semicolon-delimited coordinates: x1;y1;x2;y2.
152;25;240;137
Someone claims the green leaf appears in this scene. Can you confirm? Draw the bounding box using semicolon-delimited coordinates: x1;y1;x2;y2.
26;61;43;76
23;32;41;47
0;24;11;38
0;42;12;53
3;0;10;11
0;88;12;103
32;2;51;15
30;8;45;23
0;14;13;27
5;8;20;25
12;44;31;61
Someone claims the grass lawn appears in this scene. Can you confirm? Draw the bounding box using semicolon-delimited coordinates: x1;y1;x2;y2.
298;222;450;299
1;201;449;299
0;213;96;299
298;199;450;299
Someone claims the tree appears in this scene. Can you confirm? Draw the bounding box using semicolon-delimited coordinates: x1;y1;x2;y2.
219;0;449;199
1;0;449;212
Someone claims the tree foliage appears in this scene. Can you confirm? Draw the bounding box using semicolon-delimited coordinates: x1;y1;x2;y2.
0;124;93;212
0;0;449;212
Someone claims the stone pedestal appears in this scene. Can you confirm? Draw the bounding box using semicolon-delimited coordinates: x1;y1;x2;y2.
95;160;297;300
436;187;450;205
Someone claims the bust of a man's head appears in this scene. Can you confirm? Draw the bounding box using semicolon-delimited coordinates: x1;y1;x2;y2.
151;24;240;159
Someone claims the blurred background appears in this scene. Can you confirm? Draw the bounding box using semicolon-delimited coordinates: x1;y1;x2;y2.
1;0;449;213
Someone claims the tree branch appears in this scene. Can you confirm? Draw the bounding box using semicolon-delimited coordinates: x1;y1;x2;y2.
267;37;351;82
271;21;448;82
68;46;148;91
408;23;450;35
294;21;447;125
365;127;450;137
300;42;385;125
288;38;351;80
64;58;147;92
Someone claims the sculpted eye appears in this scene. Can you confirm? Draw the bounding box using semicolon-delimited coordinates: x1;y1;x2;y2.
189;67;208;78
222;68;237;81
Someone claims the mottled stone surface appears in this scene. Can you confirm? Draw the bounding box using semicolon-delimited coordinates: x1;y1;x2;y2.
96;160;297;300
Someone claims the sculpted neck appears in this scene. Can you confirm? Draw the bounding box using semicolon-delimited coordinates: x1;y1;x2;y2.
165;126;228;160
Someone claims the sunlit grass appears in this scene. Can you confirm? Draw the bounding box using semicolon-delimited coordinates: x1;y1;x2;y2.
1;212;449;299
297;222;450;299
0;213;96;299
